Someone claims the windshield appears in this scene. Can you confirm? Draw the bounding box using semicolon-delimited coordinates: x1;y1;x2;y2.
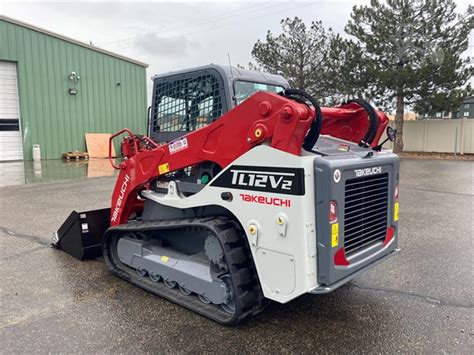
234;81;285;105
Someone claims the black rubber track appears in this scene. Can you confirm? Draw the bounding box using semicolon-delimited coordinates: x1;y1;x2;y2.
102;217;267;325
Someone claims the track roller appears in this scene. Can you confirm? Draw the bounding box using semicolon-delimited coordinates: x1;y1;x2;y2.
149;272;161;282
136;266;147;277
164;279;177;288
179;285;192;295
198;294;212;304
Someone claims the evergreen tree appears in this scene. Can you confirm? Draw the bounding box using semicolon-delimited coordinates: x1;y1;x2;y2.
251;17;346;101
345;0;473;152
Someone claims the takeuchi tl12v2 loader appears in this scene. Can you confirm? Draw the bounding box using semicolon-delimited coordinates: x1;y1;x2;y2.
54;65;400;324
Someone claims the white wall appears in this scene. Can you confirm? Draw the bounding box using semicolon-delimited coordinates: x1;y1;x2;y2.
382;119;474;154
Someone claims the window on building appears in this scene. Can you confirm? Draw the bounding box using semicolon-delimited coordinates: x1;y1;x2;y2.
463;111;469;117
464;104;470;109
435;112;442;118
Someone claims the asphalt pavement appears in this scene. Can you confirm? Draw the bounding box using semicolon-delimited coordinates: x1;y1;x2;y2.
0;159;472;353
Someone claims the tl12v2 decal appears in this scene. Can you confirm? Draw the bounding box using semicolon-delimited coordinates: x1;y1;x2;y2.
210;165;305;196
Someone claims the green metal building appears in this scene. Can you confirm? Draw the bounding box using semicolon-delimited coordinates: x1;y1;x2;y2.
0;15;148;161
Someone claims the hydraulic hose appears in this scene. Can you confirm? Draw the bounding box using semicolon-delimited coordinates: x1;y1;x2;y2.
283;89;323;151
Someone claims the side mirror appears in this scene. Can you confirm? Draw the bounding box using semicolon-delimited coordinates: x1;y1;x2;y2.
386;126;396;142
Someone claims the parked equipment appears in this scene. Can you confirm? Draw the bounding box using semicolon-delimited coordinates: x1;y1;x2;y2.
54;65;399;324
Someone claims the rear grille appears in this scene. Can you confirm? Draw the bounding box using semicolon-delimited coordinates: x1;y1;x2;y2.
344;173;389;256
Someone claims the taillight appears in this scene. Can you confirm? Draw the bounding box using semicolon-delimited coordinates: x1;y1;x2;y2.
394;185;399;201
384;226;395;246
329;201;338;223
334;247;349;266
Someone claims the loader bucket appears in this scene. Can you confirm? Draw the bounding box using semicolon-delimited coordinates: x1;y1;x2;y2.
54;208;110;260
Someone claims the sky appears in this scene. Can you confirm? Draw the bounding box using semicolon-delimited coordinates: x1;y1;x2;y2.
1;0;472;97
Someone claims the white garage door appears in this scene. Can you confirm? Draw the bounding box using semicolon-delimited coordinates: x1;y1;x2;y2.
0;61;23;161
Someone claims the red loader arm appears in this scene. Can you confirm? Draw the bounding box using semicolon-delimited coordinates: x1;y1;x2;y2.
109;91;314;226
109;92;388;226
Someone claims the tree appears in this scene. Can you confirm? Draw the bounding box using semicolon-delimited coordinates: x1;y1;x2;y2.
345;0;473;152
251;17;346;101
324;37;372;104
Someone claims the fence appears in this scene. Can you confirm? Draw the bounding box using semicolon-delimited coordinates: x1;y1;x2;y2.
382;118;474;154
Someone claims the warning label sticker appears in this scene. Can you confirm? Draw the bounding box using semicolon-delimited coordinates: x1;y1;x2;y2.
168;137;188;155
331;223;339;247
394;202;399;221
158;163;170;174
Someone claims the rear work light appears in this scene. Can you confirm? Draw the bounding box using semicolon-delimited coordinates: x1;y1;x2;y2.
329;201;338;223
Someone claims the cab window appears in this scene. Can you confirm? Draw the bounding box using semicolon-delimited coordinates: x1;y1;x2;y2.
234;81;284;105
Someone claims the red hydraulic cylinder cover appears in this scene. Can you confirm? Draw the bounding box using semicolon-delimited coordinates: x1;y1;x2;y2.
321;102;389;147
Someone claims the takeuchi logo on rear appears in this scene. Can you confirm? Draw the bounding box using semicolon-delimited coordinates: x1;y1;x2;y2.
354;166;382;177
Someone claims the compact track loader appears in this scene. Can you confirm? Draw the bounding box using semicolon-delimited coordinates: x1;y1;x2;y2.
54;65;400;324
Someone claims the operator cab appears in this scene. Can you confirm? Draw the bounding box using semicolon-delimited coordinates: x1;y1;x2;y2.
149;64;289;143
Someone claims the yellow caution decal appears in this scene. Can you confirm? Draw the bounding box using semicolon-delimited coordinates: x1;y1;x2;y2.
161;255;169;263
394;202;399;222
331;223;339;248
158;163;170;174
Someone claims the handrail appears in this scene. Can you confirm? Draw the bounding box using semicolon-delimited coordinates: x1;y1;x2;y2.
109;128;137;170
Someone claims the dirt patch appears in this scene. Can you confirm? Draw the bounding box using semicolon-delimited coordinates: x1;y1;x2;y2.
398;152;474;161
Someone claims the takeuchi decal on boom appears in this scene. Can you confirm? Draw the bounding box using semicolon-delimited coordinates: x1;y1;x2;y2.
111;174;130;222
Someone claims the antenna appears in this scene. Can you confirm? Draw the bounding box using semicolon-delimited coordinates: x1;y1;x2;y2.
227;52;234;81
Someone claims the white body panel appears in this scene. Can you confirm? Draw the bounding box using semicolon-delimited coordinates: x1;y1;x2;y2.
142;145;319;303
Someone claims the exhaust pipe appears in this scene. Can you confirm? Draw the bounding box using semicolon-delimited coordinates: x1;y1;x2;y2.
53;208;110;260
